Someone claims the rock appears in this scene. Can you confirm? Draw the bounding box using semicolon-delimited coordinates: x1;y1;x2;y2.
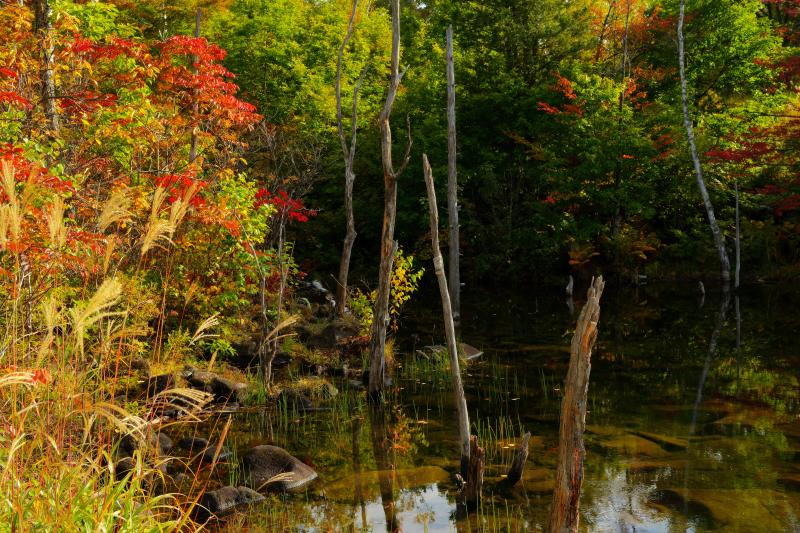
241;445;318;492
120;430;172;458
143;373;175;398
182;366;247;403
177;436;232;462
195;485;265;520
459;343;483;361
114;456;136;479
324;466;449;501
652;488;796;532
178;436;209;451
182;366;215;388
595;434;670;458
210;376;247;403
277;389;313;411
296;280;333;305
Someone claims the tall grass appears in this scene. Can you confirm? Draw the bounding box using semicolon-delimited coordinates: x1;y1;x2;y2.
0;159;209;531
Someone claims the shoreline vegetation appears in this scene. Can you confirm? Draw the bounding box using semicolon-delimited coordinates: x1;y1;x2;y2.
1;0;798;531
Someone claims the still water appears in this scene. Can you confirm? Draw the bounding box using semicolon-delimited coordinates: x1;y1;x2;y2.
210;282;800;532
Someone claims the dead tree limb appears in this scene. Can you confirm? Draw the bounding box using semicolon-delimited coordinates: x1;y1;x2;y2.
422;153;470;475
31;0;59;133
335;0;368;317
504;431;531;487
188;8;201;163
446;25;460;320
678;0;731;282
548;276;605;533
368;0;410;398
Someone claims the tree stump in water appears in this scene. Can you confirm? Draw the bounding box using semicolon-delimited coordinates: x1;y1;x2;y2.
463;435;484;505
504;431;531;487
548;276;604;533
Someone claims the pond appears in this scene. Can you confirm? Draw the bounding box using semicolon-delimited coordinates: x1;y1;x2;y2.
195;281;800;532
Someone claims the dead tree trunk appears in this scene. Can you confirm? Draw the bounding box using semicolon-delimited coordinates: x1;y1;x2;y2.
368;0;411;399
422;154;470;475
678;0;731;283
504;431;531;487
188;8;201;164
335;0;368;317
31;0;59;133
462;435;484;505
446;25;460;320
548;276;605;533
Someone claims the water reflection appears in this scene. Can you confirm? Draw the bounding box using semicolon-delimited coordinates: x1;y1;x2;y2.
214;283;799;532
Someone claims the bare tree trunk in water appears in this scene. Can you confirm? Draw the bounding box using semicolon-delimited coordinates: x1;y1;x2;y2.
548;276;605;533
504;431;532;487
188;8;201;164
683;287;730;517
422;154;470;475
335;0;368;317
368;405;398;531
32;0;59;133
351;417;367;527
368;0;411;399
446;25;461;320
678;0;731;282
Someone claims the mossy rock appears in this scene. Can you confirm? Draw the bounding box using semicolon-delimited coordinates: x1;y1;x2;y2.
653;488;798;532
241;445;318;492
596;434;670;458
323;466;450;501
282;377;338;402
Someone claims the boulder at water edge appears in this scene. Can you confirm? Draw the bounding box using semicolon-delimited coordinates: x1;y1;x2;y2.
241;445;318;492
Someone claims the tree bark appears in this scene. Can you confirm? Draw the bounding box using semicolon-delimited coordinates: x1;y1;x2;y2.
31;0;59;133
368;0;411;399
463;435;484;505
678;0;731;282
446;25;461;320
188;8;201;164
504;431;531;487
548;276;605;533
422;153;470;475
335;0;367;317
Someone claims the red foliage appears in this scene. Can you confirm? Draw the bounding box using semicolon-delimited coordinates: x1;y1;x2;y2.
255;189;316;223
0;91;32;109
155;36;261;127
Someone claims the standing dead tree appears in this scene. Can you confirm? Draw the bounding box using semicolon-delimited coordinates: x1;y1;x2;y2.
335;0;369;317
678;0;731;282
446;25;460;320
188;7;201;164
548;276;605;533
31;0;59;133
367;0;412;398
422;154;471;477
504;431;532;487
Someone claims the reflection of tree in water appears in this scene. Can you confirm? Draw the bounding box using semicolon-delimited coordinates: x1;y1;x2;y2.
369;404;398;532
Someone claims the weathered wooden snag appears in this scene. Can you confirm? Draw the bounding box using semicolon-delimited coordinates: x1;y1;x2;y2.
504;431;531;487
548;276;605;533
422;154;471;475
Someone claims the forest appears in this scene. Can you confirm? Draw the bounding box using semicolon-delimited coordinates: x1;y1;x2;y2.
0;0;798;531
